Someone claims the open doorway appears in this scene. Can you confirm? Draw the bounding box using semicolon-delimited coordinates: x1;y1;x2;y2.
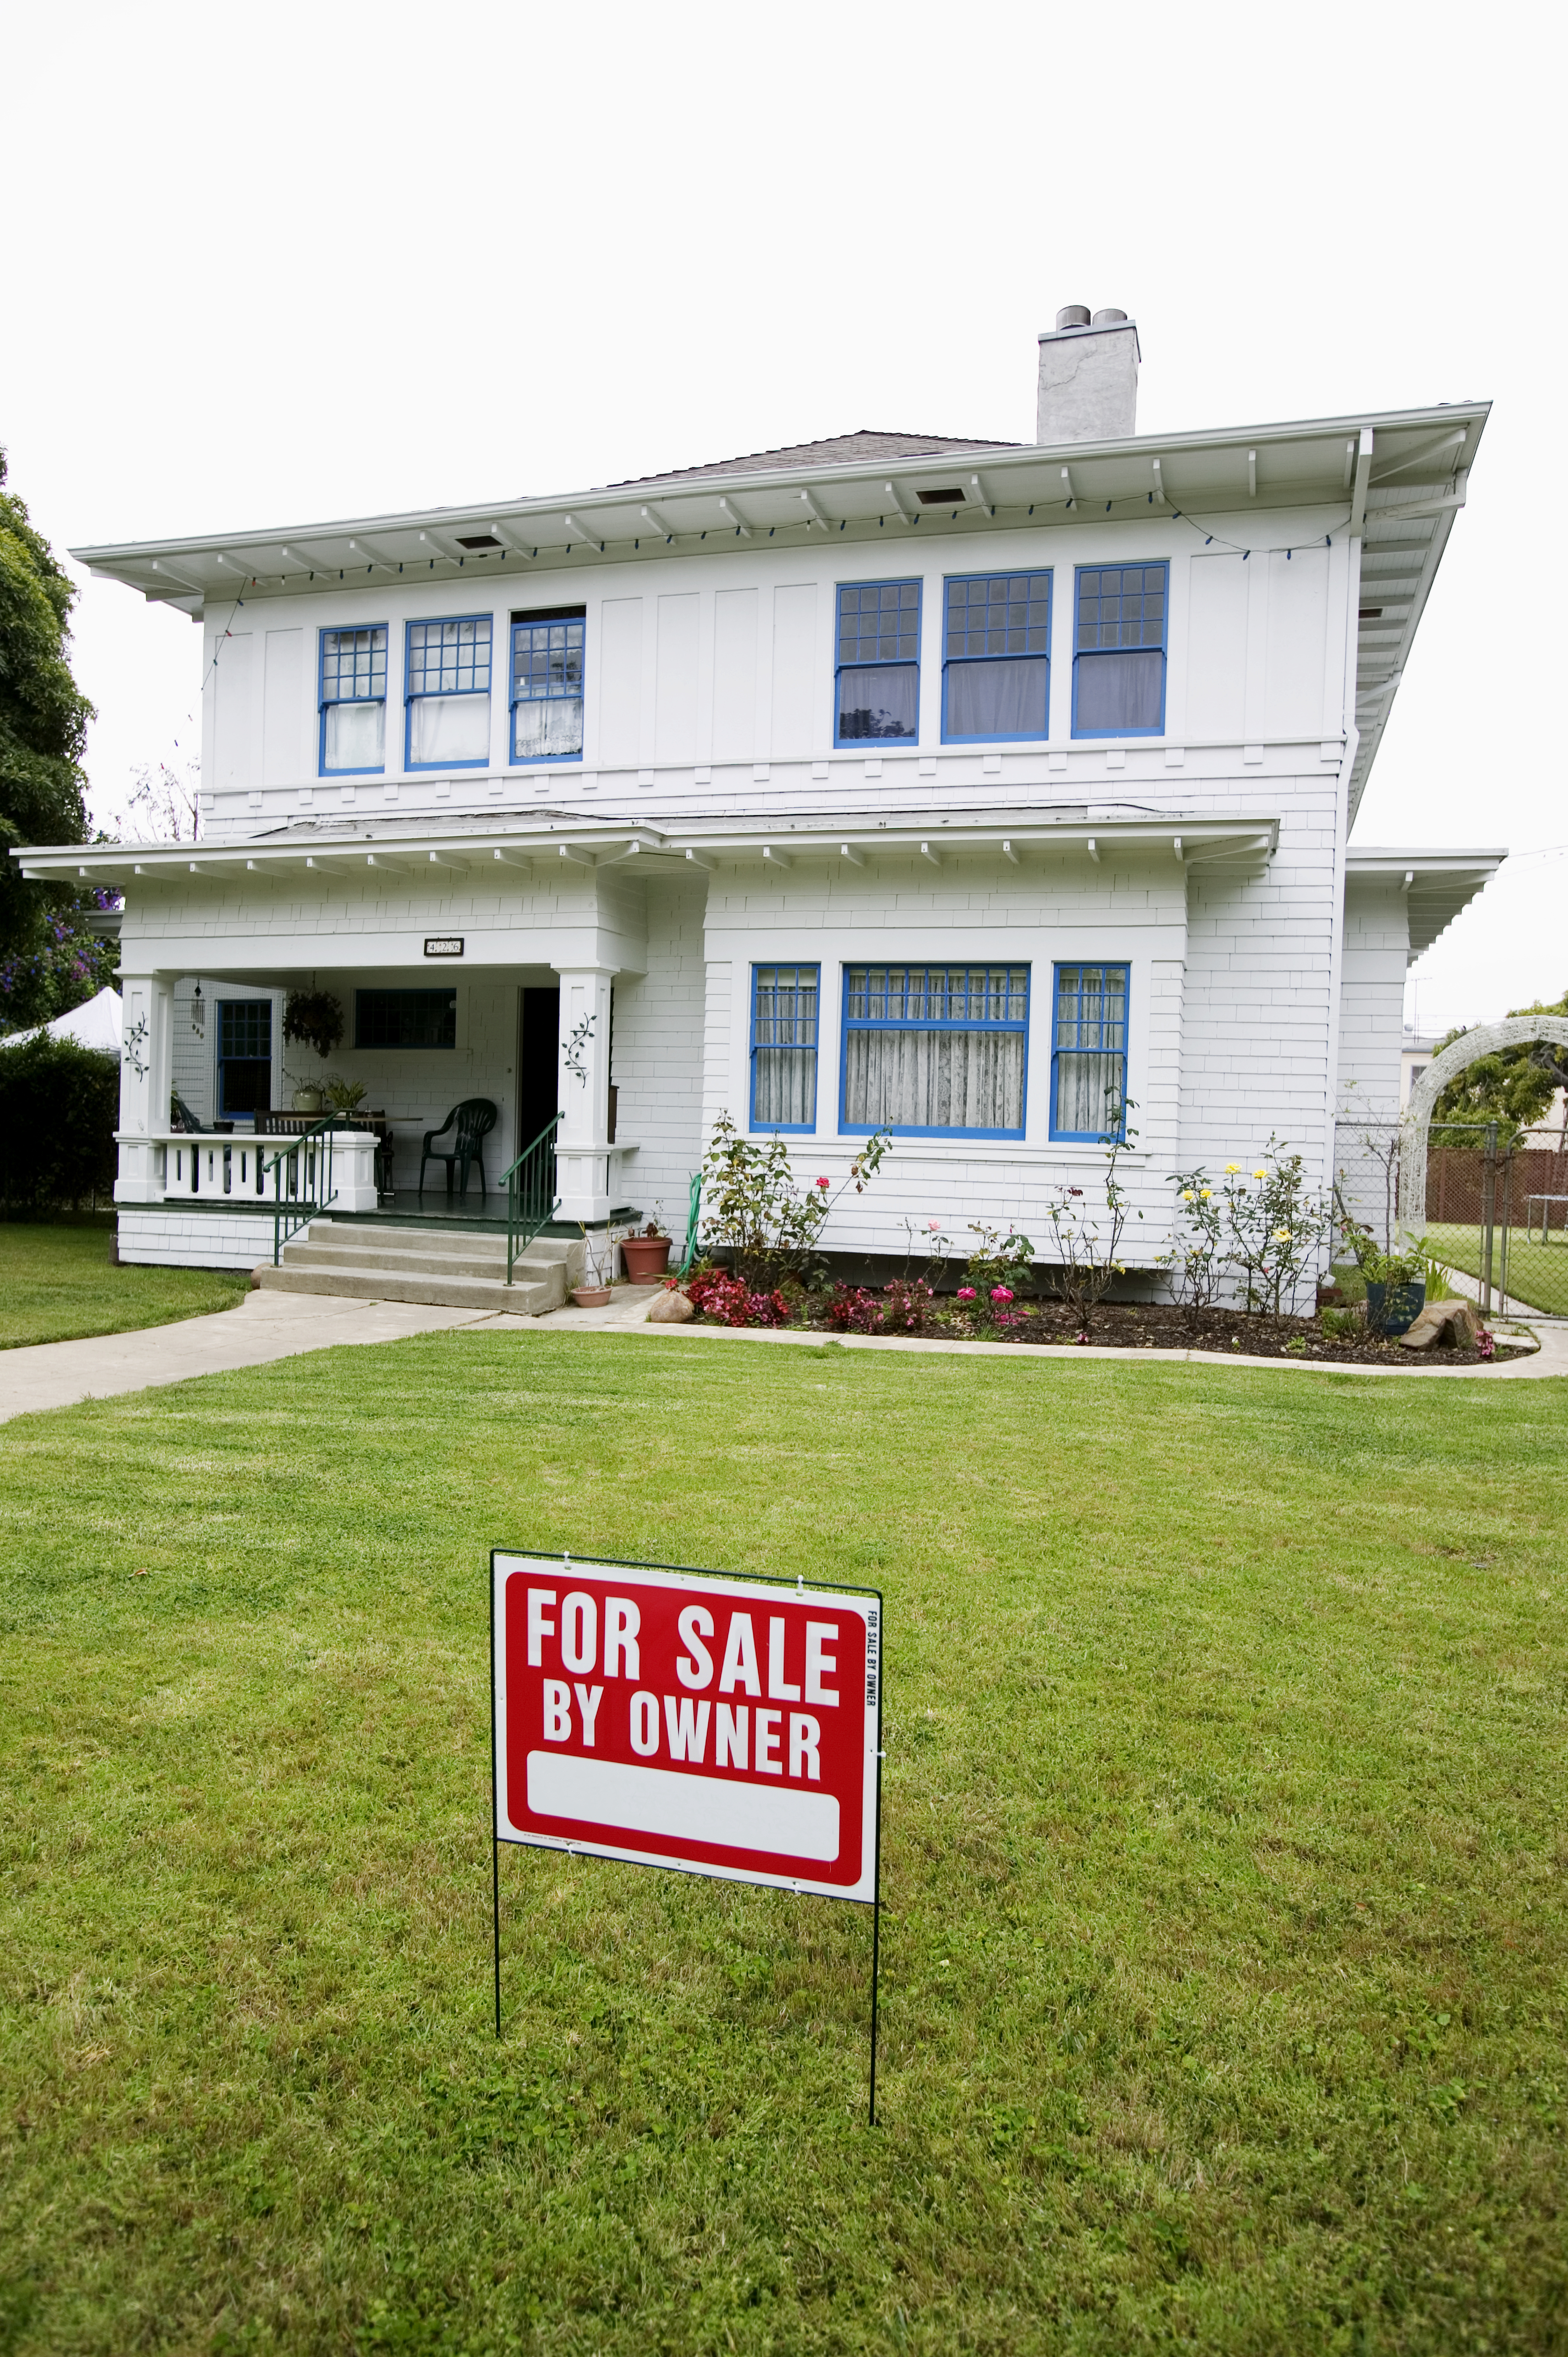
515;986;560;1159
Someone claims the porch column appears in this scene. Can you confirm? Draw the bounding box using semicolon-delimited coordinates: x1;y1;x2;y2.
114;973;175;1204
551;965;616;1222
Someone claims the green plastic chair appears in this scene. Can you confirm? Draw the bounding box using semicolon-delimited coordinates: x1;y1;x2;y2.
420;1098;499;1198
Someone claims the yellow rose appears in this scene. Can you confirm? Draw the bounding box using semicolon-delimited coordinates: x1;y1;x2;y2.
1273;1228;1292;1242
1224;1162;1240;1174
1253;1167;1267;1180
1200;1188;1213;1200
1181;1189;1194;1202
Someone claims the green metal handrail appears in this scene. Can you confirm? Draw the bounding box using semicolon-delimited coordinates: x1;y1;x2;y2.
504;1114;561;1285
264;1117;339;1266
676;1168;703;1276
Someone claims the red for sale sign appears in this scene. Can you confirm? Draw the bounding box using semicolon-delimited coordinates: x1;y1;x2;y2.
491;1553;882;1903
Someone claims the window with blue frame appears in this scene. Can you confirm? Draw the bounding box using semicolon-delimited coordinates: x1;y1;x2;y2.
842;966;1028;1138
511;607;585;762
835;581;920;743
941;571;1051;740
319;625;387;774
405;616;492;768
1050;964;1129;1139
1072;563;1167;736
750;965;819;1132
216;998;272;1118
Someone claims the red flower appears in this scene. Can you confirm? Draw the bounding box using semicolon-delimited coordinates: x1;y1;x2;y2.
816;1176;830;1189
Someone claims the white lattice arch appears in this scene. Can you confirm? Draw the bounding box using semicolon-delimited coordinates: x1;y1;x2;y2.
1398;1016;1568;1233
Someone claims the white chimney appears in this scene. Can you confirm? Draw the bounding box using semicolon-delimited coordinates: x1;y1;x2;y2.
1037;306;1140;444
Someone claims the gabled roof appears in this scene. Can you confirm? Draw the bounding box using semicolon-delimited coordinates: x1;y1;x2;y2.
612;430;1019;487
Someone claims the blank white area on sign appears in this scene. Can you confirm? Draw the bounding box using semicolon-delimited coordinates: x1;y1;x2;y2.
527;1750;840;1863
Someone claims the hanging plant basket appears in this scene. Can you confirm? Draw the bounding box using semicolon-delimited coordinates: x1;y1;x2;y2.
283;989;345;1061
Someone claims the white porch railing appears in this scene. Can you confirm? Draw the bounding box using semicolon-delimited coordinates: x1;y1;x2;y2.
136;1127;380;1213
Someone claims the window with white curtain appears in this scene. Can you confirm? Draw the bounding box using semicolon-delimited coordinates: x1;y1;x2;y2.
1050;963;1129;1139
405;616;493;769
319;625;387;774
512;608;585;762
941;571;1051;740
835;581;921;744
841;966;1029;1138
750;965;819;1132
1072;564;1167;737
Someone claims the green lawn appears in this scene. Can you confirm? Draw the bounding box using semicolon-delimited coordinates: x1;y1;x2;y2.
0;1222;247;1349
1423;1222;1568;1319
1;1335;1565;2355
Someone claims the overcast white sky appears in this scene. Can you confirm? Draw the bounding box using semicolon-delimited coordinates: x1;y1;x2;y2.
5;0;1561;1038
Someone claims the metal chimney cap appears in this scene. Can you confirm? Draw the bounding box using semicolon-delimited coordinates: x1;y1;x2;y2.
1091;307;1129;326
1055;304;1092;331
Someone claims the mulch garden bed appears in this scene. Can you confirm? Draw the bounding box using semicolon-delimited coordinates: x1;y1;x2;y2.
685;1289;1525;1366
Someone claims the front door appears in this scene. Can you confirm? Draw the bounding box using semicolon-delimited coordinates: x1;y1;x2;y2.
515;986;560;1160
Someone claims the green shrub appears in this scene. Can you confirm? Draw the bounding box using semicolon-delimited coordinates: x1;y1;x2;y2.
0;1036;119;1212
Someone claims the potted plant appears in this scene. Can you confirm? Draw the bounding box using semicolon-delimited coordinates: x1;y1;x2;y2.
572;1225;613;1309
621;1211;672;1283
283;988;345;1063
322;1075;368;1119
1360;1242;1427;1336
284;1069;325;1115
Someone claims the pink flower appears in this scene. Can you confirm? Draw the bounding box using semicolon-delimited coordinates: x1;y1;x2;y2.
927;1220;940;1231
956;1286;977;1302
990;1286;1014;1302
815;1176;830;1189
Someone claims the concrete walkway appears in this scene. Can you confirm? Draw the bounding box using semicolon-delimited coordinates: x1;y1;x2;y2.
0;1290;501;1423
1;1283;1562;1427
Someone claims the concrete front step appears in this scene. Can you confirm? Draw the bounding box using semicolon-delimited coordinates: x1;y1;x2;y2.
257;1261;560;1315
255;1218;587;1313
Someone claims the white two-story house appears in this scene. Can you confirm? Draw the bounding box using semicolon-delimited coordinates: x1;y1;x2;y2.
18;307;1502;1295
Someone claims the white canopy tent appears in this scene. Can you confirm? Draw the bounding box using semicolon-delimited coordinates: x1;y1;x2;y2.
0;984;122;1056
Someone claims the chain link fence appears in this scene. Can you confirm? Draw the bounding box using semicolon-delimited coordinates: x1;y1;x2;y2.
1333;1117;1568;1320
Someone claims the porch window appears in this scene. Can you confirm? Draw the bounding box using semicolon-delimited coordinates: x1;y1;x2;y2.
217;998;272;1118
835;580;920;744
319;625;388;774
1050;963;1129;1139
1072;564;1167;736
511;608;585;762
841;965;1028;1139
941;571;1051;741
405;617;493;768
750;965;819;1133
354;989;457;1049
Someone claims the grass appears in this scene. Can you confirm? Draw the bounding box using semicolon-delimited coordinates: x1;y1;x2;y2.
1423;1223;1568;1319
0;1221;247;1350
0;1333;1565;2355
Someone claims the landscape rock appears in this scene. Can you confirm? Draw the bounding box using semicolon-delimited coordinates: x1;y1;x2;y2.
646;1287;695;1324
1398;1297;1476;1350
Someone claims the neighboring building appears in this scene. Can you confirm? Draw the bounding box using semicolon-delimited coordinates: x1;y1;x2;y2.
17;309;1505;1279
1401;1026;1441;1107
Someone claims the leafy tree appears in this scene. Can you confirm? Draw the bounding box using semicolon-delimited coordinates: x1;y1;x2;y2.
0;447;96;1015
1430;989;1568;1145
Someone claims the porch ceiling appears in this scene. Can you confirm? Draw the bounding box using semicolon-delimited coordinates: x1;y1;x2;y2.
17;811;1279;888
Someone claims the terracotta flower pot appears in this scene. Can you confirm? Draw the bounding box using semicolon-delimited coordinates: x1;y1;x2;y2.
571;1286;612;1309
620;1235;672;1282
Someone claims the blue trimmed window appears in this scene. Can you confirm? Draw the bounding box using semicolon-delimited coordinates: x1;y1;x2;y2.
941;571;1051;741
842;965;1029;1139
406;616;492;769
319;625;387;774
354;989;457;1050
835;581;920;744
1072;564;1167;737
511;608;585;763
216;998;271;1119
750;965;819;1132
1050;964;1129;1140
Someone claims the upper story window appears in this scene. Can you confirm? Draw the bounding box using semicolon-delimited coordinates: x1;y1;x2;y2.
319;625;387;774
835;581;921;744
842;965;1029;1139
1051;963;1129;1140
406;617;492;769
1072;563;1167;737
750;965;819;1134
512;608;585;763
942;571;1051;742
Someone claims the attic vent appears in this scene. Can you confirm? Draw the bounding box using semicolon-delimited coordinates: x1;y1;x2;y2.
917;485;966;505
1358;607;1383;619
457;532;503;550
